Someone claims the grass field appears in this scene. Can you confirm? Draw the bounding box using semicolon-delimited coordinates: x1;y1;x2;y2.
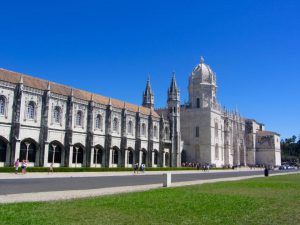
0;174;299;225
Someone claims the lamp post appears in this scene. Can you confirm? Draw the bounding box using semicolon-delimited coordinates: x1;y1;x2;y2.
51;144;57;165
25;142;30;162
75;146;79;168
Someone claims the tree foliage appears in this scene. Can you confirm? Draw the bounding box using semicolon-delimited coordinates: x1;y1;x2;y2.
281;135;300;164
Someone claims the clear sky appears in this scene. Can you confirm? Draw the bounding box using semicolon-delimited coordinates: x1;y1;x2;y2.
0;0;299;139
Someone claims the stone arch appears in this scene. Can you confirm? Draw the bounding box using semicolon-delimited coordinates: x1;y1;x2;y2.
141;148;147;165
20;138;39;164
94;145;104;165
0;136;9;164
72;143;85;166
127;147;134;165
165;152;170;167
112;146;120;166
48;141;64;164
153;149;159;165
181;150;187;163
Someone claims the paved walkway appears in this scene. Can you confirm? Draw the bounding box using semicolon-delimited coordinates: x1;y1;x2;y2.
0;169;298;204
0;167;262;179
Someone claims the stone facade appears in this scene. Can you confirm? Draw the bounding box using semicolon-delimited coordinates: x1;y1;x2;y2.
0;69;181;168
181;57;281;167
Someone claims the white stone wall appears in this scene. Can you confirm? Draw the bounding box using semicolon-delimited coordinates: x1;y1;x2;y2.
0;83;15;124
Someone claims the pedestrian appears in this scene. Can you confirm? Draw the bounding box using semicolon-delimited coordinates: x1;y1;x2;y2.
14;158;19;174
134;163;139;174
141;164;145;173
48;162;54;174
21;160;27;174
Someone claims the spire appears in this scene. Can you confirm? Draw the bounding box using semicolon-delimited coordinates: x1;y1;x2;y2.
47;81;51;91
142;76;154;109
200;56;204;64
169;71;178;93
19;74;24;84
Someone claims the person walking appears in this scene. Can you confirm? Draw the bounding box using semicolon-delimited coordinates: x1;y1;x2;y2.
48;162;54;174
21;160;27;174
14;158;19;174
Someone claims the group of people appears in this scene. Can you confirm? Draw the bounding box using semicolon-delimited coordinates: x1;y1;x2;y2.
133;163;145;174
14;159;28;174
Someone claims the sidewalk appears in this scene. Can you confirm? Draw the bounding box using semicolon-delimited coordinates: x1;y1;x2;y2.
0;167;263;179
0;170;298;204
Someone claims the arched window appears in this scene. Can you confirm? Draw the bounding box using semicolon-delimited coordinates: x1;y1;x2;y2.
20;140;36;162
128;121;133;134
0;138;7;162
215;122;218;137
0;96;5;115
154;150;158;165
53;106;61;123
76;111;82;126
153;126;158;138
128;150;133;164
141;150;147;164
94;147;103;164
113;118;118;132
27;101;35;119
196;98;200;108
141;123;146;136
95;114;102;130
113;148;119;164
72;145;83;164
215;144;219;160
48;143;62;163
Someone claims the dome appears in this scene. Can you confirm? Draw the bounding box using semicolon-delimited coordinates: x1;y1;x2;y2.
191;57;216;84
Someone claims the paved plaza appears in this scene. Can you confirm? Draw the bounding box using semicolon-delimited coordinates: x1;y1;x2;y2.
0;169;298;204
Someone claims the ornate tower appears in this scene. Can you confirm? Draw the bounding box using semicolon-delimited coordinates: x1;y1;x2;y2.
142;78;154;109
188;57;217;109
167;73;181;167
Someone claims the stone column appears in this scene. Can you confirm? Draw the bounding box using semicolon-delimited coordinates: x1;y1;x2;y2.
68;145;73;167
90;146;95;167
43;142;49;166
162;152;166;167
108;148;112;167
124;149;128;167
5;145;11;167
14;141;21;162
151;151;155;167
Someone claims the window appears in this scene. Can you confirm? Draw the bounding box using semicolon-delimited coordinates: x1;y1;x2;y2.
215;122;218;137
196;98;200;108
95;114;102;130
0;96;5;115
141;123;146;136
27;101;35;119
128;121;133;134
215;144;219;160
76;111;82;126
53;106;61;123
113;118;118;132
195;126;199;137
153;126;158;138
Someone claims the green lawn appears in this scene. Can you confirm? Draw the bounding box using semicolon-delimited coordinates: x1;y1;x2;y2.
1;174;299;225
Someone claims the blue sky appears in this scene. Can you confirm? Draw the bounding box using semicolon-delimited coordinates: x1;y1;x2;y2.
0;0;299;139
